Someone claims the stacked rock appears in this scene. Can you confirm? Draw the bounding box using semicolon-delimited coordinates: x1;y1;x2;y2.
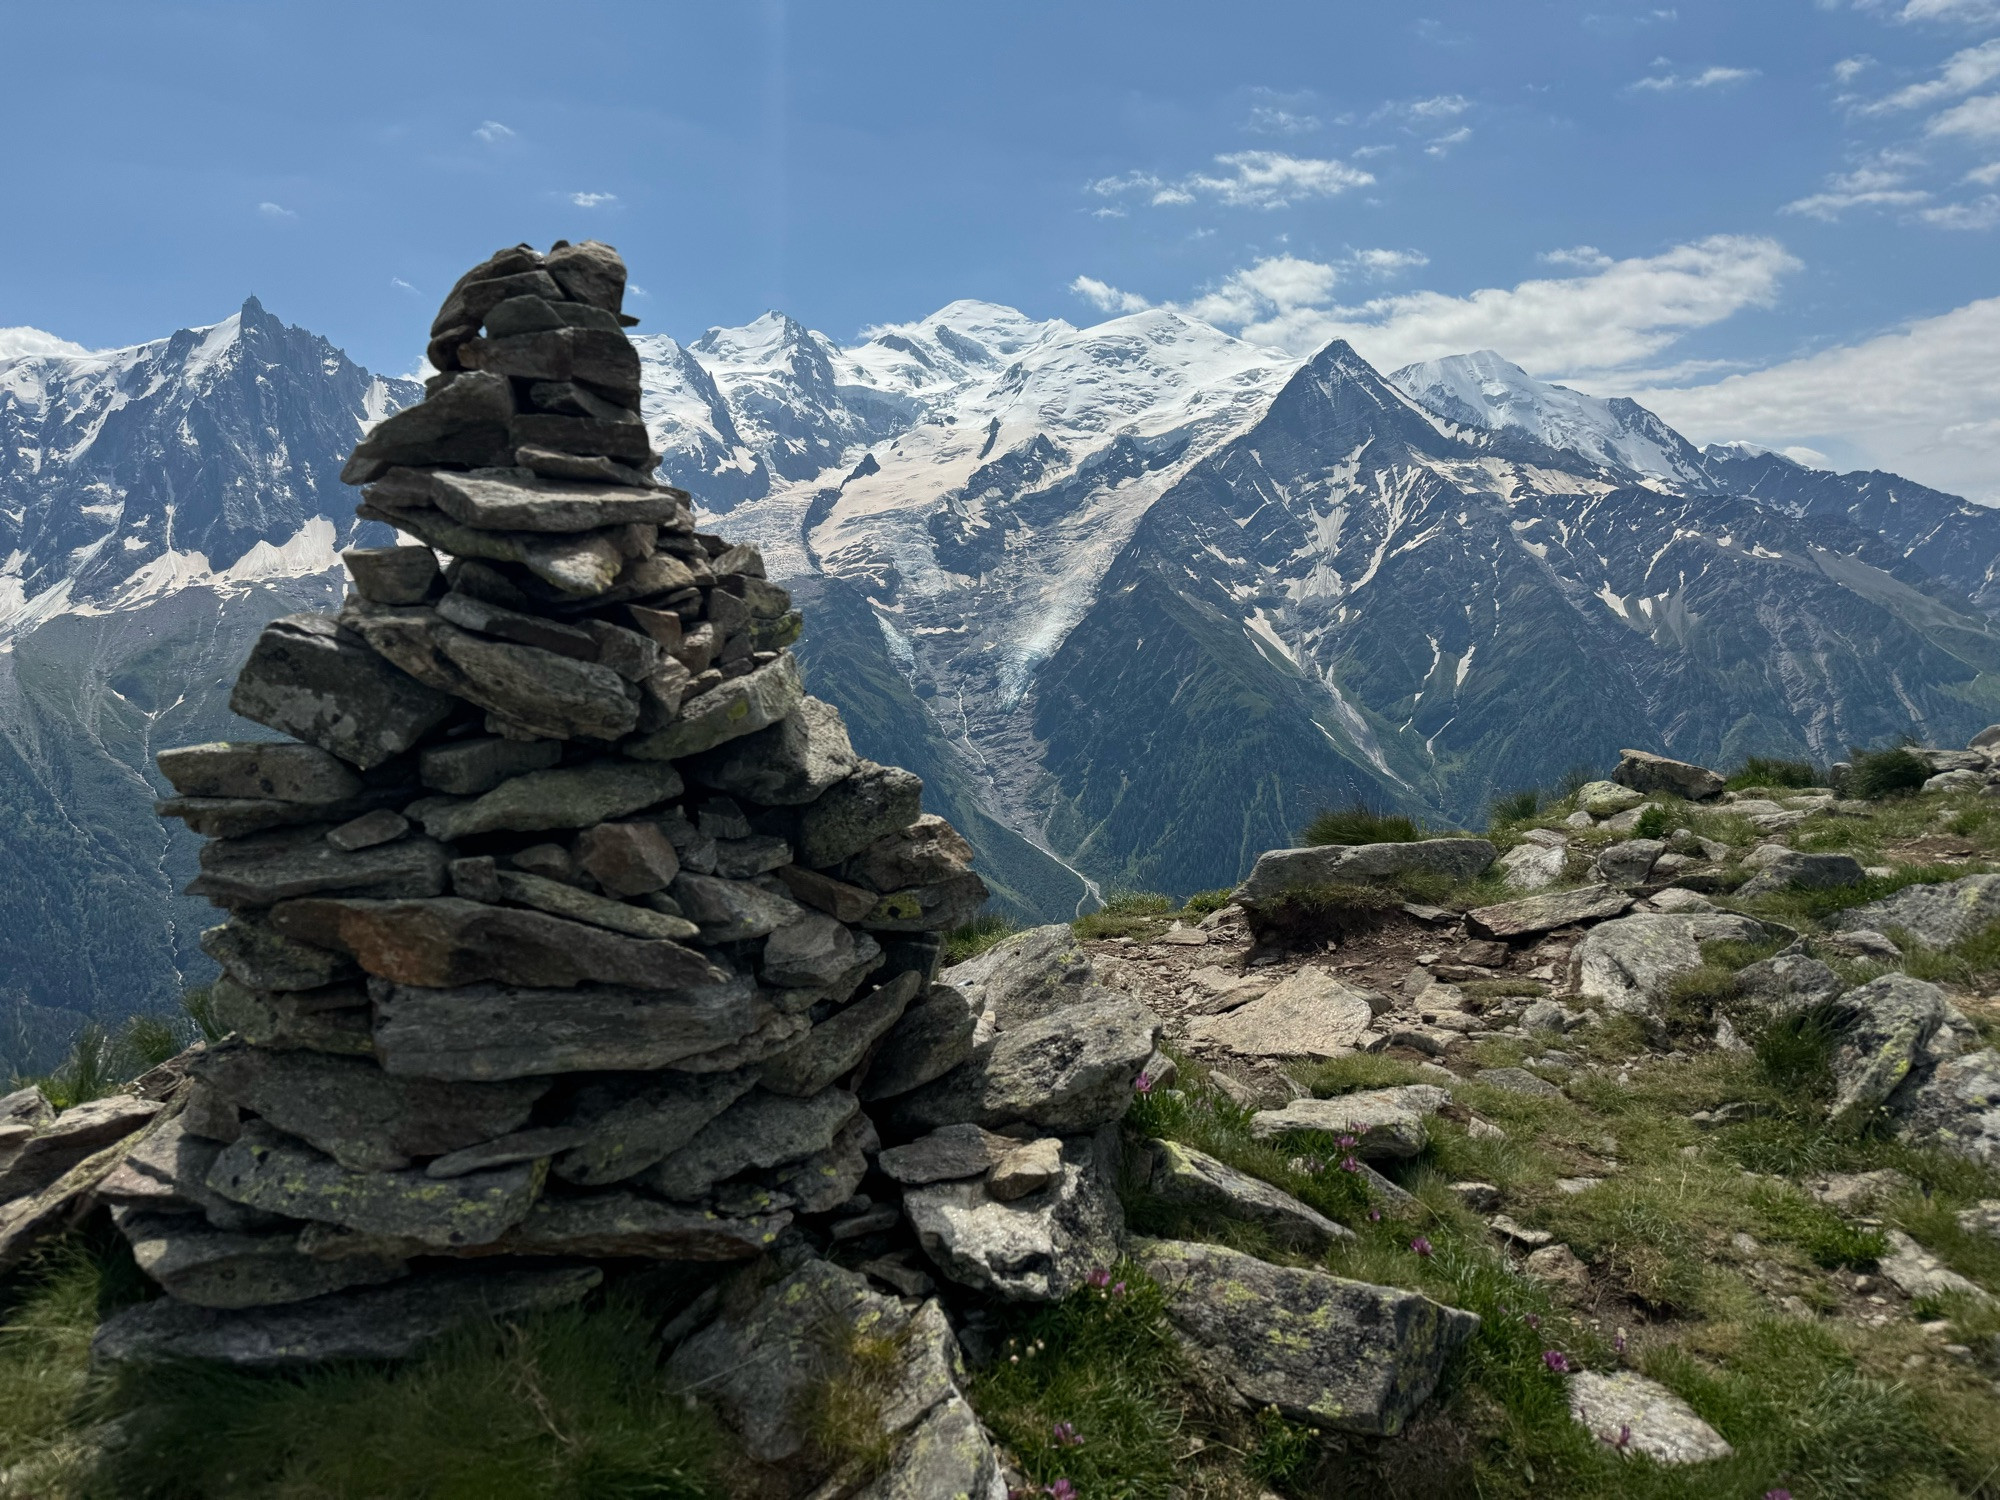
93;241;1003;1361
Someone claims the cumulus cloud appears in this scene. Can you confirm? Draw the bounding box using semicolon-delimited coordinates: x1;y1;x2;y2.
1351;248;1431;276
1088;151;1372;210
1928;92;2000;137
1632;64;1760;91
1921;193;2000;224
1899;0;2000;20
1132;235;1798;380
1863;37;2000;111
1784;162;1931;218
0;327;90;360
1835;55;1876;83
1631;295;2000;501
1070;276;1153;315
1540;245;1614;269
570;191;619;208
474;120;516;144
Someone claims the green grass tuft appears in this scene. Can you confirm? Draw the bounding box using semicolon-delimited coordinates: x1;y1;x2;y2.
1180;886;1236;918
1728;757;1824;791
1846;745;1930;801
1489;788;1542;827
1073;891;1175;941
942;911;1019;965
1302;802;1423;846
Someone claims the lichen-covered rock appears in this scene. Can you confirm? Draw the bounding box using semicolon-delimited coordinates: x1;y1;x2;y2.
1248;1086;1449;1159
1829;974;1948;1128
1137;1139;1352;1251
903;1128;1123;1301
861;983;978;1101
119;1212;406;1309
942;924;1095;1036
1893;1046;2000;1164
1467;885;1632;939
229;614;458;770
640;1087;859;1200
1735;850;1866;899
0;1094;163;1201
1569;913;1704;1017
1187;966;1377;1058
1233;839;1496;912
1734;951;1847;1015
1136;1237;1477;1435
1836;873;2000;950
759;972;917;1097
1611;749;1725;803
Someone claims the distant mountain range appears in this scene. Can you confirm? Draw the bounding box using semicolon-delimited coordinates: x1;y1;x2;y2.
5;291;1998;1069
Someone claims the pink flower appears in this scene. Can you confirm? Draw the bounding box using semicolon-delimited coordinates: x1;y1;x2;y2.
1339;1155;1362;1173
1046;1482;1077;1500
1111;1280;1127;1297
1085;1267;1111;1290
1765;1491;1793;1500
1614;1334;1628;1354
1616;1424;1632;1449
1525;1313;1541;1330
1134;1073;1154;1093
1337;1134;1358;1149
1542;1349;1570;1373
1410;1235;1433;1257
1367;1207;1382;1222
1051;1421;1083;1448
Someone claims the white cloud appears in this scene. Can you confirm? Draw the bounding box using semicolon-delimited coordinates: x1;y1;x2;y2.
1426;127;1474;155
0;327;90;360
1920;192;2000;225
1783;162;1931;218
627;284;651;300
1835;54;1876;83
1248;105;1321;135
1632;64;1760;91
1350;248;1430;276
1928;92;2000;137
570;191;619;208
1070;275;1152;315
1162;235;1797;380
390;277;417;293
1405;93;1472;119
257;201;296;219
473;120;515;144
1968;160;2000;181
1899;0;2000;20
1089;151;1372;210
1863;37;2000;111
1632;295;2000;501
1540;245;1614;269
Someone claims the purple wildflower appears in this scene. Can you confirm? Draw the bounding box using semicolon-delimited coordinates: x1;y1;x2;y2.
1542;1349;1570;1374
1410;1235;1433;1257
1085;1267;1111;1290
1134;1072;1154;1093
1337;1134;1358;1149
1614;1334;1628;1354
1765;1491;1794;1500
1339;1155;1362;1173
1525;1312;1541;1330
1046;1482;1077;1500
1051;1421;1083;1448
1616;1424;1632;1450
1111;1280;1127;1297
1367;1207;1382;1222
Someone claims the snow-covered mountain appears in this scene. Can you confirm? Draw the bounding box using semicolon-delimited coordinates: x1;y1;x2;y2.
4;288;1999;1069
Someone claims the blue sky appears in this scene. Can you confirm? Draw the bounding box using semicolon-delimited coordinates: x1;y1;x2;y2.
2;0;1996;495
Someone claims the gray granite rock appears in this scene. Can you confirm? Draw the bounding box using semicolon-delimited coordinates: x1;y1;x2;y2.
200;915;358;992
876;1123;1018;1185
340;371;517;483
189;825;449;908
942;924;1095;1034
987;1137;1063;1201
573;820;680;896
625;653;803;761
418;735;561;796
157;741;365;803
418;758;682;842
641;1087;859;1201
370;973;776;1081
1187;966;1377;1058
761;911;878;988
888;991;1159;1134
553;1068;761;1185
121;1212;405;1309
845;815;976;894
1569;913;1704;1018
759;971;918;1097
190;1044;547;1173
0;1095;163;1201
1248;1086;1451;1159
205;1122;542;1248
1734;951;1848;1015
1467;885;1634;939
860;984;978;1101
342;545;441;605
1234;839;1496;910
671;872;805;942
1612;749;1725;802
207;978;375;1056
790;760;926;870
904;1128;1123;1301
1137;1237;1477;1435
491;870;700;942
687;696;857;806
426;469;680;533
1735;850;1867;899
858;873;990;933
1138;1139;1352;1251
1594;838;1664;887
229;613;457;771
1894;1046;2000;1165
1567;1370;1734;1463
1829;974;1947;1128
92;1266;602;1368
1836;874;2000;950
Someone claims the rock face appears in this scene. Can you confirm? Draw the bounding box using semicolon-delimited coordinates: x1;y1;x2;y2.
1136;1238;1478;1435
1186;966;1378;1058
118;240;996;1364
1836;874;2000;949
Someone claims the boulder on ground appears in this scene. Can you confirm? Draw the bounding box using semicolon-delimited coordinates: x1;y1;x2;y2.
1567;1370;1734;1464
1185;966;1377;1058
1136;1238;1477;1435
1575;781;1645;817
1468;886;1632;940
1836;874;2000;950
1612;750;1725;803
1568;914;1704;1018
1594;839;1663;887
1137;1139;1351;1251
1233;840;1496;913
1499;840;1566;890
1829;974;1947;1128
941;924;1094;1036
1893;1046;2000;1165
1733;952;1847;1016
1735;850;1865;899
1248;1086;1450;1159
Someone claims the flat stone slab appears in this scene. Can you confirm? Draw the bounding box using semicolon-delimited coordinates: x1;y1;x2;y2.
1467;885;1633;939
92;1266;602;1368
271;897;724;991
428;468;684;532
121;1212;405;1309
860;984;978;1101
1474;1067;1562;1099
1567;1370;1735;1464
371;974;782;1081
1136;1238;1477;1435
229;613;456;771
553;1069;761;1186
876;1123;1018;1185
191;1044;547;1173
0;1095;163;1200
188;827;449;908
417;759;682;842
1879;1229;1995;1303
759;971;917;1096
1140;1139;1351;1252
157;741;365;802
625;653;803;761
205;1122;543;1248
641;1087;859;1201
1186;966;1377;1058
1248;1086;1450;1159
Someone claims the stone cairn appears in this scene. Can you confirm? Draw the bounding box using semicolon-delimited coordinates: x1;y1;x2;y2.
87;240;1106;1366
